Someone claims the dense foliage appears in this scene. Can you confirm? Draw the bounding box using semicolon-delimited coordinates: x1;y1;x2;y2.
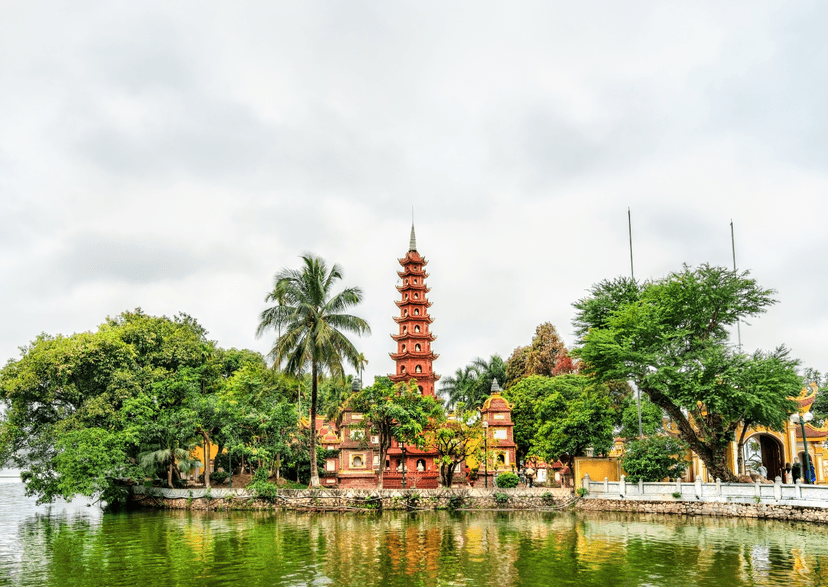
439;355;506;410
621;436;688;483
348;377;440;488
575;265;801;482
0;310;302;504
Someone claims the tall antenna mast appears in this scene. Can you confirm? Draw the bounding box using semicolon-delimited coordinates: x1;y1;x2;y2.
628;207;635;281
629;208;642;438
731;220;742;352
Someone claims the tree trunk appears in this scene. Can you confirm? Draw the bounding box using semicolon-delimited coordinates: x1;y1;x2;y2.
377;438;388;489
167;460;174;489
201;433;212;488
309;361;320;487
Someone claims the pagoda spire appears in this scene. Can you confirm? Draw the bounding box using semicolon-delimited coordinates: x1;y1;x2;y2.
409;224;417;252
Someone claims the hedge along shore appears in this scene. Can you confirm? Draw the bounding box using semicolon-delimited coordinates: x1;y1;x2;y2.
128;486;575;512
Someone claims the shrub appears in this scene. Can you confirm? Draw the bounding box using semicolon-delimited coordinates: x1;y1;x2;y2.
576;487;588;497
541;491;556;505
248;480;280;502
672;492;682;499
496;472;520;488
621;435;688;483
494;492;510;506
447;494;466;511
210;471;229;485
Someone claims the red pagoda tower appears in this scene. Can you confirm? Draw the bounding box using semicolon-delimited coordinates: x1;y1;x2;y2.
389;225;440;396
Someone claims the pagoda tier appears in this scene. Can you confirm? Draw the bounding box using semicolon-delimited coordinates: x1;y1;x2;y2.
389;351;440;361
389;225;440;398
391;332;437;342
396;284;431;293
397;268;430;279
395;299;433;308
393;314;435;324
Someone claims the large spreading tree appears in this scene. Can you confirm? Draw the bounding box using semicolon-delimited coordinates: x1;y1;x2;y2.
256;254;370;487
348;377;440;488
574;265;800;482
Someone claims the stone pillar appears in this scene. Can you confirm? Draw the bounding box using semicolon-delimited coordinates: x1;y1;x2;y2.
604;477;609;493
774;476;782;501
675;477;682;495
639;478;644;495
582;473;590;491
695;477;702;499
620;475;626;497
715;478;721;496
754;480;761;498
796;478;802;500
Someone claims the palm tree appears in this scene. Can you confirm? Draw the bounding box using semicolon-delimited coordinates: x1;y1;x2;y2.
256;254;370;487
440;355;507;410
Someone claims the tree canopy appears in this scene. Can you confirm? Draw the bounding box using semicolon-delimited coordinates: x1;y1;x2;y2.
574;264;801;482
348;377;440;488
439;355;506;410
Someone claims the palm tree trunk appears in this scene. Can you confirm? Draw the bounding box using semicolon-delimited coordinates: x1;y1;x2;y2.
309;360;320;487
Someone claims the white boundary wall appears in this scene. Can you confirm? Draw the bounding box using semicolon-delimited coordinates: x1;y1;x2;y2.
582;474;828;508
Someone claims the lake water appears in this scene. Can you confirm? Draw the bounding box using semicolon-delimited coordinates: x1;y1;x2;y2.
2;477;828;586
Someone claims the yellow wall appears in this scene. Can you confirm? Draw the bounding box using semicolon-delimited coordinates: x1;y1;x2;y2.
574;458;621;489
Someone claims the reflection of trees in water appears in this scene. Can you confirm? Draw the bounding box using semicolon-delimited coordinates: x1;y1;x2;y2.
7;510;828;586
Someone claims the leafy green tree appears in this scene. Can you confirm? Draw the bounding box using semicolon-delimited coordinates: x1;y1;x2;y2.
440;355;506;410
256;254;370;487
621;436;688;482
530;377;616;472
0;309;263;503
348;377;440;488
620;393;663;438
430;406;483;487
575;265;801;482
503;374;600;462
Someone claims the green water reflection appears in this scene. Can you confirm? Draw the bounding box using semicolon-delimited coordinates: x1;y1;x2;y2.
4;503;828;586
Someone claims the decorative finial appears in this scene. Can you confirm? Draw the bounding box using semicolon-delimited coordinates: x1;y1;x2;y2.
409;224;417;251
490;378;501;393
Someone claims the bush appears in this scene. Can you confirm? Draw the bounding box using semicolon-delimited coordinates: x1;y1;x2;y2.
576;487;589;497
494;492;510;506
447;494;467;511
621;435;688;483
210;471;229;485
672;492;682;499
248;480;280;502
495;472;520;488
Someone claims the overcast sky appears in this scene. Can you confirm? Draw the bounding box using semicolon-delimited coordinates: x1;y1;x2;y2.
2;1;827;386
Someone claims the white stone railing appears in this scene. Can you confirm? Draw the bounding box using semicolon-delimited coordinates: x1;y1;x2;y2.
581;474;828;507
132;486;250;499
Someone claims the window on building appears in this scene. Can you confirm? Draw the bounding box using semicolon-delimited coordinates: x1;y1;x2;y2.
402;345;407;352
497;453;506;465
414;293;419;299
493;429;507;440
415;325;420;332
416;459;426;471
414;309;419;315
352;455;364;468
415;344;421;352
326;460;336;472
415;365;422;373
401;365;406;373
404;310;408;316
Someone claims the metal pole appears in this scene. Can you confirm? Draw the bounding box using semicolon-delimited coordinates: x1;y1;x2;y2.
800;419;813;484
629;209;642;438
731;220;742;352
628;208;634;281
